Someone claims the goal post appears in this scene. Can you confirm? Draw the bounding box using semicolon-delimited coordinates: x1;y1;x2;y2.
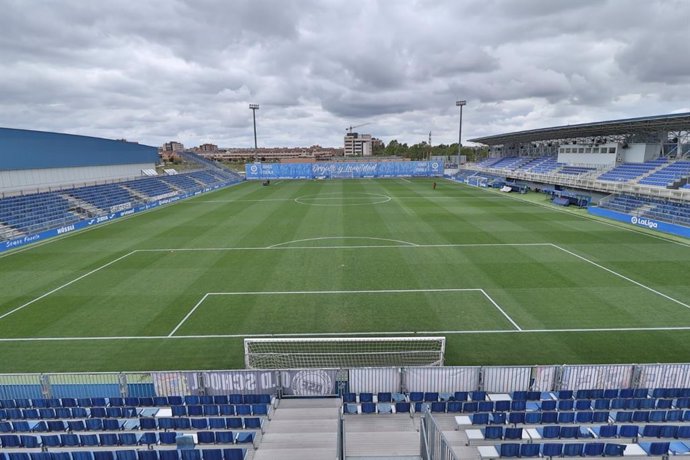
243;336;446;369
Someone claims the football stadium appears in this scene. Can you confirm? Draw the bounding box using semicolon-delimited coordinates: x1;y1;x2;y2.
1;116;690;459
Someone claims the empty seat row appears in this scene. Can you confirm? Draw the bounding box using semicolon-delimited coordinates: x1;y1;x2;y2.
0;418;127;433
0;395;271;410
140;417;263;431
0;430;254;448
0;416;263;433
169;404;268;417
0;448;247;460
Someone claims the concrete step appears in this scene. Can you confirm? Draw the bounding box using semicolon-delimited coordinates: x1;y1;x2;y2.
264;419;337;433
346;431;419;457
259;432;337;448
271;407;339;420
278;398;341;409
253;447;335;460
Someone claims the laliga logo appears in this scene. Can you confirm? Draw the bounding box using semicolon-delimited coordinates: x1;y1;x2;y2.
631;216;658;229
249;165;258;173
431;162;439;170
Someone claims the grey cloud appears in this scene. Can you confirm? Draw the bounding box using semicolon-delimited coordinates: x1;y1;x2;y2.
0;0;689;147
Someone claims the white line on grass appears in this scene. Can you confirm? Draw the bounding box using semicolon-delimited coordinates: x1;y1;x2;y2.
550;243;690;310
167;288;491;337
480;289;522;331
136;242;552;252
399;178;412;184
167;293;210;337
4;325;690;342
0;251;138;321
267;236;419;248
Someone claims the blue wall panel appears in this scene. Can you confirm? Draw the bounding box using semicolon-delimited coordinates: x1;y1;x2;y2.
588;206;690;238
245;160;444;180
0;127;158;170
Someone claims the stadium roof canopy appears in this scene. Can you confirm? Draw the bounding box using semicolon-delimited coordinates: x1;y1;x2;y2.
469;112;690;146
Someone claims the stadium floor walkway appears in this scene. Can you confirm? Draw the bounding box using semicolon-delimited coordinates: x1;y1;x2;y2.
253;398;339;460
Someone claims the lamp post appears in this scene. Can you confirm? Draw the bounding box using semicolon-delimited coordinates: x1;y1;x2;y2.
249;104;259;162
456;100;466;167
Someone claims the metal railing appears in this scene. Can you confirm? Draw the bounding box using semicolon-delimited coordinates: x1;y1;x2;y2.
2;363;690;400
420;410;459;460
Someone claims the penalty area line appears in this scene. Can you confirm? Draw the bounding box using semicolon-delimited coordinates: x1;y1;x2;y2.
4;325;690;342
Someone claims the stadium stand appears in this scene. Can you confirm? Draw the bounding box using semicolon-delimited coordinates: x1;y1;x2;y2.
638;160;690;187
0;169;242;241
598;159;667;183
597;194;690;227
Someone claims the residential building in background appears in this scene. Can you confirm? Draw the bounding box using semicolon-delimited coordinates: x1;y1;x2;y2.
162;141;184;152
344;132;373;156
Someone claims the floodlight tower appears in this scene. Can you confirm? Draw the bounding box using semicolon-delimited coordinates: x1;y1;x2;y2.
456;100;466;167
249;103;259;161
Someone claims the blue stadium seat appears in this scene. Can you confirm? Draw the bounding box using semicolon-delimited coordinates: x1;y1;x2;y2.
116;451;137;460
495;443;517;458
541;442;563;458
618;425;639;439
192;418;209;430
520;443;540;458
158;452;178;460
562;443;584;457
79;434;99;447
197;431;216;444
159;432;178;445
639;442;670;456
215;431;234;444
484;426;503;440
540;426;559;439
234;432;254;444
60;433;80;447
504;428;522;440
226;417;243;429
138;432;157;446
136;451;158;460
201;450;223;460
603;443;626;456
222;449;245;460
244;417;261;430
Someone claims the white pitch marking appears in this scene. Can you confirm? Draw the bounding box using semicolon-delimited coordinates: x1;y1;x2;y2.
136;242;552;252
480;289;522;331
5;325;690;342
550;243;690;310
0;250;138;321
168;293;210;337
267;236;419;249
399;177;412;184
167;288;487;337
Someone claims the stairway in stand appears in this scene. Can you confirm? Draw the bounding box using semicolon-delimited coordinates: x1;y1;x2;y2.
253;398;341;460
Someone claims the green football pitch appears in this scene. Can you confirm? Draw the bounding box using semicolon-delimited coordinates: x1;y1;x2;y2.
1;178;689;372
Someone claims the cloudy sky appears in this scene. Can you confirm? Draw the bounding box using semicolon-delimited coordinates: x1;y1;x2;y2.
1;0;689;149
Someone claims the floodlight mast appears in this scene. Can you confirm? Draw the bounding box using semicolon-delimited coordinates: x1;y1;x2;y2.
249;104;259;161
456;100;466;167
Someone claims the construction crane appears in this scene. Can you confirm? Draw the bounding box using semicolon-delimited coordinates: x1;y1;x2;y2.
346;122;370;134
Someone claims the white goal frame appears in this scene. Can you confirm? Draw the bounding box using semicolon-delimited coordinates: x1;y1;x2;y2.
243;336;446;369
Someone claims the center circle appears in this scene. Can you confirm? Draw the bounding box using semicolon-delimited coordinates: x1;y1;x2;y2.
294;192;392;206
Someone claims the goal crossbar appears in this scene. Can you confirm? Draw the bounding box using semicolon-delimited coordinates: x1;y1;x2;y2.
244;336;446;369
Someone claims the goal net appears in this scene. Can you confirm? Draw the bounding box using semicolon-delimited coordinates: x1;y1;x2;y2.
244;336;446;369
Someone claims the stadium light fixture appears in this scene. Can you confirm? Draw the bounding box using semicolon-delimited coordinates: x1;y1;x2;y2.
456;100;466;167
249;104;259;161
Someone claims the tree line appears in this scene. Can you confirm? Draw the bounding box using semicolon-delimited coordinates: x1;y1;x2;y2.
373;140;487;162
